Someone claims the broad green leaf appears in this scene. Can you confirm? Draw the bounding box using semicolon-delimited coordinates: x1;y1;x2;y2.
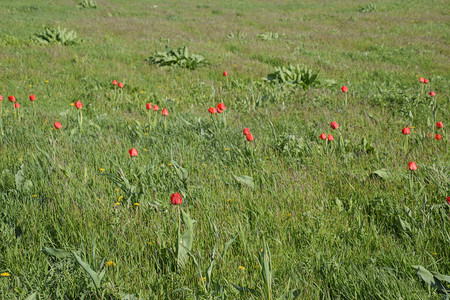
25;292;38;300
233;175;254;190
412;265;449;293
42;247;72;259
177;209;195;269
73;252;102;289
371;169;390;179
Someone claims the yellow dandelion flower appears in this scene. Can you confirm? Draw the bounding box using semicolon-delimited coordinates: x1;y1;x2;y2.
118;196;123;201
234;64;237;67
202;277;206;282
225;148;229;151
28;84;32;88
114;188;120;192
143;148;148;151
45;80;49;83
238;266;246;270
227;199;232;202
432;252;437;255
266;157;270;160
115;202;121;206
1;272;10;277
202;163;206;167
32;195;37;197
70;103;75;106
147;242;152;245
140;91;144;94
100;168;105;172
144;132;148;136
168;163;173;166
254;265;260;269
134;203;140;206
287;213;292;217
106;261;116;267
410;126;415;129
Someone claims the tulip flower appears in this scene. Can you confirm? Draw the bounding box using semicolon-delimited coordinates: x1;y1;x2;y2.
208;107;217;114
424;78;429;84
409;161;417;171
341;86;348;93
419;77;424;83
435;134;442;140
243;128;250;136
54;122;62;129
246;134;254;142
29;95;36;101
429;91;435;97
118;82;124;88
153;105;159;111
129;148;138;157
223;71;228;76
146;103;152;110
162;108;168;116
14;103;20;109
327;134;334;141
0;95;3;101
436;121;443;128
8;96;16;102
112;80;118;85
447;197;450;205
171;193;182;205
319;133;327;140
401;127;410;135
217;103;226;110
75;101;83;110
330;121;339;130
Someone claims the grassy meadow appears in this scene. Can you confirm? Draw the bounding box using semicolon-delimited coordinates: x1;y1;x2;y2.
0;0;449;299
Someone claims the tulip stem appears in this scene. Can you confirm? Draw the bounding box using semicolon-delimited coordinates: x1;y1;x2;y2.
409;171;414;196
78;109;83;136
164;117;167;132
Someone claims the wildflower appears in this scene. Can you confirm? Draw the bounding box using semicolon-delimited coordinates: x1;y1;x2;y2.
0;95;2;101
424;78;429;84
118;82;124;88
74;101;83;109
8;96;16;102
134;203;140;206
100;168;105;172
162;108;168;116
32;195;37;197
28;84;32;87
223;71;228;76
54;122;62;129
435;134;442;140
129;148;138;157
153;104;159;111
146;103;152;110
408;161;417;171
341;86;348;93
106;261;116;267
227;199;232;202
171;193;182;205
319;133;327;140
29;95;36;101
118;196;123;201
112;80;118;85
243;128;250;135
14;103;20;109
447;197;450;205
330;121;339;129
45;80;49;83
147;242;152;245
143;148;148;151
115;202;121;206
225;148;229;151
246;134;254;142
208;107;217;114
114;188;119;192
0;273;10;277
217;103;226;110
168;163;173;166
70;103;75;106
429;91;436;97
238;266;246;270
401;127;410;135
436;121;443;128
327;134;334;141
202;277;206;282
419;77;424;83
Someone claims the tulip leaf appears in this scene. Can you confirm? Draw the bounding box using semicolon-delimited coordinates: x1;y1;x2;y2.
233;175;254;190
42;247;72;259
73;252;102;289
371;169;390;180
412;265;450;293
177;209;195;270
24;292;38;300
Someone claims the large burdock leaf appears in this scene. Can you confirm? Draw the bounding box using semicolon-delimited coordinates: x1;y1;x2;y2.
177;209;195;270
412;265;449;294
233;175;254;190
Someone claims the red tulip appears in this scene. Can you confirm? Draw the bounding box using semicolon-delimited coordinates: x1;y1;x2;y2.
436;121;443;128
29;95;36;101
54;122;62;129
341;86;348;93
75;101;83;109
424;78;429;84
447;197;450;205
319;133;327;140
419;77;424;83
162;108;168;116
146;103;152;110
330;121;339;130
429;91;436;97
118;82;124;88
129;148;138;157
8;96;16;102
223;71;228;76
327;134;334;141
217;108;223;113
243;128;250;136
14;103;20;109
0;95;3;101
112;80;118;85
208;107;217;114
435;134;442;140
217;102;226;110
171;193;182;205
153;105;159;111
246;134;254;142
401;127;410;135
408;161;417;171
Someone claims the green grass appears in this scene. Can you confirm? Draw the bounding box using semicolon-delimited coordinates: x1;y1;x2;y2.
0;0;449;299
